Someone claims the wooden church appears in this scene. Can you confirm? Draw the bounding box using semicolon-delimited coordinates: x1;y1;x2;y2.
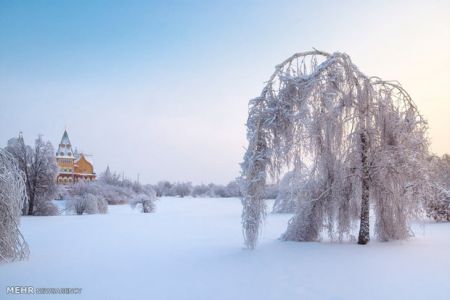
56;129;96;184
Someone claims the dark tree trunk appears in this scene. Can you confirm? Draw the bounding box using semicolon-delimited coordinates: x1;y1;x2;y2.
27;180;37;216
27;193;34;216
358;131;370;245
22;197;28;215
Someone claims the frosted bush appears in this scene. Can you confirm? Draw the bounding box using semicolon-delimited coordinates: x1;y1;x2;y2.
130;191;156;213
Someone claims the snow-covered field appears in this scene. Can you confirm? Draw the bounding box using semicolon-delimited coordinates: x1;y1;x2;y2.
1;197;449;300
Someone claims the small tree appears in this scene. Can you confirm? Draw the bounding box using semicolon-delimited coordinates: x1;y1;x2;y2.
130;192;156;213
0;149;29;262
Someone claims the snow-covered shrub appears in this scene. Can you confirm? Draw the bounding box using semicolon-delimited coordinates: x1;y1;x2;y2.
95;196;108;214
426;192;450;222
130;192;156;213
68;180;132;205
425;154;450;221
68;167;158;213
84;195;109;215
66;193;108;215
33;184;60;216
104;185;133;205
34;199;59;216
97;167;158;204
0;149;29;262
241;50;431;248
67;193;98;215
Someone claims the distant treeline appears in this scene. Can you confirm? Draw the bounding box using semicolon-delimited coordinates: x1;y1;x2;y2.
152;180;278;199
87;166;280;201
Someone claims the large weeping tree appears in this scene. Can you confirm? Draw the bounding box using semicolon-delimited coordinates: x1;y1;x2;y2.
241;50;430;249
0;148;29;262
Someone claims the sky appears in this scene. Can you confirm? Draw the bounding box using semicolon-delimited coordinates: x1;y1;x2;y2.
1;0;449;184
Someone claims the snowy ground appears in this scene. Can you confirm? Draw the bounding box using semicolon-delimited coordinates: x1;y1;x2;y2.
1;197;449;300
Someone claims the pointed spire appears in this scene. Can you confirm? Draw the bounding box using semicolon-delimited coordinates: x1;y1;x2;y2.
56;129;74;158
61;129;71;145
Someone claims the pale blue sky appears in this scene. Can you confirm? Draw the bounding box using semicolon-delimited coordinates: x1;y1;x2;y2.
1;0;449;184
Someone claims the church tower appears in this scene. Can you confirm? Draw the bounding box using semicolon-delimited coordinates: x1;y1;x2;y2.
55;129;96;184
56;130;75;184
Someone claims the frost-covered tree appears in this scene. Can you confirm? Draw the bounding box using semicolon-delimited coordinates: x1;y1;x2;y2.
154;181;173;197
425;154;450;221
171;182;193;198
6;134;58;215
208;183;228;197
226;180;242;197
130;191;156;213
0;149;29;262
241;50;430;248
192;184;210;197
98;165;121;186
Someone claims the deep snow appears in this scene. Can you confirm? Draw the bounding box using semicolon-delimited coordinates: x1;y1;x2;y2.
1;197;449;300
